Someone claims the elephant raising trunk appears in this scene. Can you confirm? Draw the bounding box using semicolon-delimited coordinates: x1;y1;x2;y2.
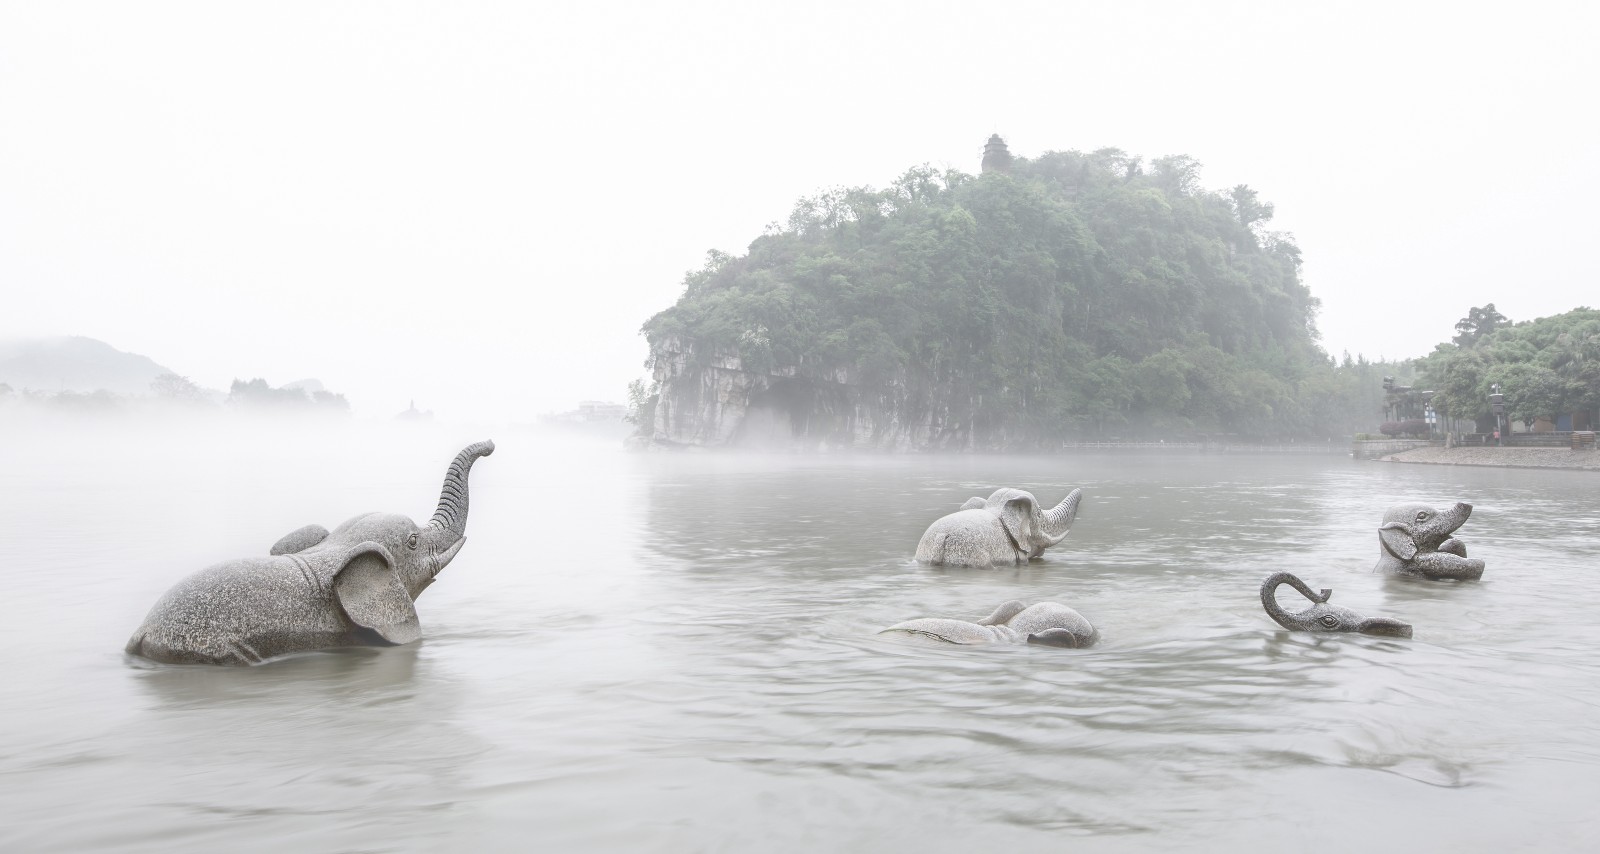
917;487;1084;566
126;440;497;665
1259;572;1413;638
429;440;496;540
1374;501;1485;580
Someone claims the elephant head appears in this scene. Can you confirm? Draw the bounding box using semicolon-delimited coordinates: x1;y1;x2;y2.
1374;501;1486;580
967;488;1083;559
1259;572;1413;637
917;487;1082;566
1378;502;1472;561
269;440;496;602
126;440;496;665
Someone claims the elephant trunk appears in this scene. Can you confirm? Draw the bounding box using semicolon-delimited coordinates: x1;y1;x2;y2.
427;440;496;540
1260;571;1329;631
1041;489;1083;543
1424;502;1474;546
1358;616;1414;638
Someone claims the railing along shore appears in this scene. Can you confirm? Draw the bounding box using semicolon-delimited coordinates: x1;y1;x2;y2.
1058;441;1346;454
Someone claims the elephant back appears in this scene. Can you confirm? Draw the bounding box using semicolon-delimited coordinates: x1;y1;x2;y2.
914;508;1017;565
127;557;347;665
1004;602;1096;640
880;618;1003;645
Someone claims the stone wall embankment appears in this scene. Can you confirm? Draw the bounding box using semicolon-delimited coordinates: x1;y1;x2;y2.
1380;446;1600;471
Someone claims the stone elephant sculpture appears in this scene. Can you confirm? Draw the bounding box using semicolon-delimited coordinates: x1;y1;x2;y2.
1374;501;1485;580
881;600;1099;648
126;440;495;666
914;487;1082;567
1260;572;1412;637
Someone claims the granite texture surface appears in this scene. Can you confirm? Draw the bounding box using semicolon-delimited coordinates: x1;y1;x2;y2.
125;440;494;665
1260;572;1413;637
914;487;1082;567
881;600;1099;648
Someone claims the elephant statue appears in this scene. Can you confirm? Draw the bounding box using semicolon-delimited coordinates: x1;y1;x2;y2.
1374;501;1485;580
125;441;495;666
1260;572;1413;637
914;487;1082;567
880;600;1098;648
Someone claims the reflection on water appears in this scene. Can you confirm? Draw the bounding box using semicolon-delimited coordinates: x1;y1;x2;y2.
2;422;1598;850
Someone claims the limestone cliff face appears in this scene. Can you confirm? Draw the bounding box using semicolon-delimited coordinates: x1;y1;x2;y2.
631;337;987;452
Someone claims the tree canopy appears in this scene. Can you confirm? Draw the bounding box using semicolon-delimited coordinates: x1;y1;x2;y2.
227;378;350;413
1452;303;1509;348
642;148;1388;442
1418;305;1600;427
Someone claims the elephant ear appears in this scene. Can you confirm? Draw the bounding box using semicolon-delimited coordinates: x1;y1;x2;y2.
271;524;329;555
996;496;1039;553
1026;628;1087;649
332;542;421;645
959;497;986;511
1379;523;1417;561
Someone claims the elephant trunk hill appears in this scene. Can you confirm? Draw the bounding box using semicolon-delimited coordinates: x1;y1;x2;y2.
632;142;1371;452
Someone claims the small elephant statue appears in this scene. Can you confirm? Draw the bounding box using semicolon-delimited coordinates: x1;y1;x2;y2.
126;441;495;665
1374;501;1485;580
1260;572;1413;637
914;487;1082;567
880;600;1099;648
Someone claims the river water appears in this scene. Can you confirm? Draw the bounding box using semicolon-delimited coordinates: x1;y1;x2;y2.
2;421;1597;851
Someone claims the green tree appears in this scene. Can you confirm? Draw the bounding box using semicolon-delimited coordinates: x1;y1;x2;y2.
228;379;349;414
625;377;658;426
1228;184;1274;229
1419;306;1600;427
150;373;210;404
1452;304;1509;347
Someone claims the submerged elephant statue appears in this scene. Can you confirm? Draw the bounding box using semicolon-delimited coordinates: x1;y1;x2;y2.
126;441;495;665
1374;501;1485;581
1260;572;1413;637
914;487;1082;567
880;600;1099;648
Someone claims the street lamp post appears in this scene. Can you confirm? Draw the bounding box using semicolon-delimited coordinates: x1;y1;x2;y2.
1489;384;1506;447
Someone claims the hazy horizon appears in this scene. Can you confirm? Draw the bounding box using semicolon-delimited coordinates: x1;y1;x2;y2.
4;2;1595;420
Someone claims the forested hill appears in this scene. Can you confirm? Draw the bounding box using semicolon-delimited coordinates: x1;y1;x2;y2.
638;145;1358;449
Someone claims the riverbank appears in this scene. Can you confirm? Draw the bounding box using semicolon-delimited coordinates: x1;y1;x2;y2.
1380;445;1600;471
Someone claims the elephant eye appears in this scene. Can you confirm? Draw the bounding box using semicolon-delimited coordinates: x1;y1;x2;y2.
1415;511;1430;522
1319;614;1340;628
407;533;419;550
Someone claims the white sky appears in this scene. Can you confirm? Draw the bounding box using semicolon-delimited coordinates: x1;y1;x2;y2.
2;2;1594;421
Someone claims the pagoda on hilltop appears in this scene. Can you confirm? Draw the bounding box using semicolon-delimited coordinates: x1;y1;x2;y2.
981;133;1012;174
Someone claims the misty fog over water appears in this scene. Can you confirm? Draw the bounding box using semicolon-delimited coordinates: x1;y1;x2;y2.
5;2;1599;849
2;422;1597;850
5;4;1597;419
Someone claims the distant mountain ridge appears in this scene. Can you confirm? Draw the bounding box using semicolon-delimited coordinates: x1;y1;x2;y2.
0;336;177;395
